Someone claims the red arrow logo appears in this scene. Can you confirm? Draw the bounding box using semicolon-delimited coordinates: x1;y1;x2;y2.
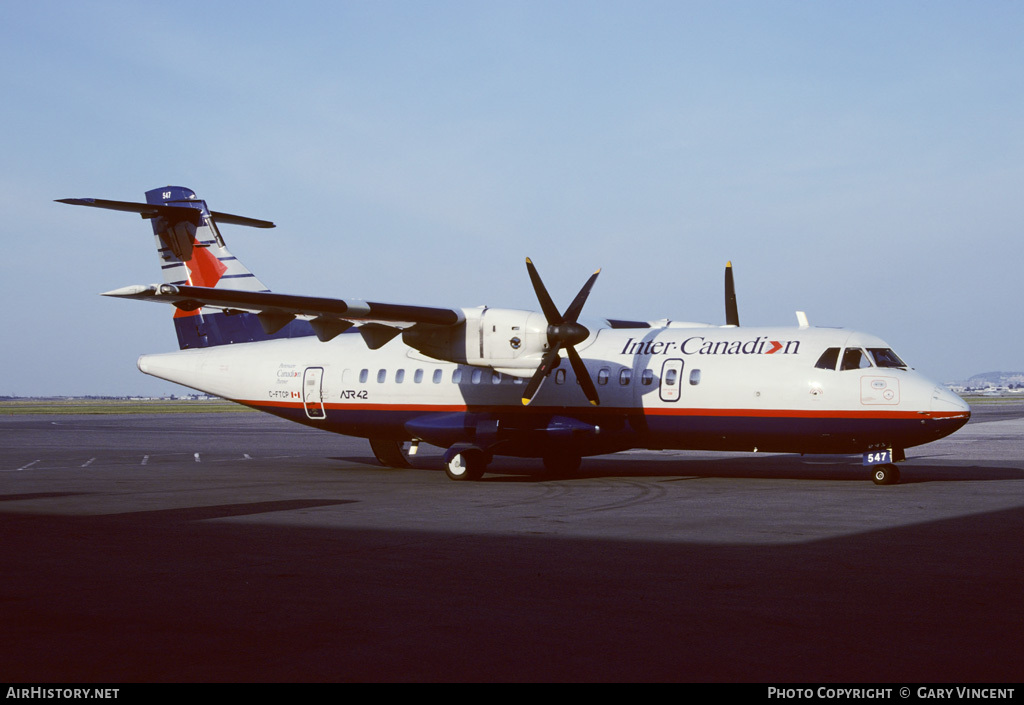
765;340;783;354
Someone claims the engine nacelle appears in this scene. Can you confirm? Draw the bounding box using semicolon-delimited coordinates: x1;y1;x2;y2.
402;307;551;375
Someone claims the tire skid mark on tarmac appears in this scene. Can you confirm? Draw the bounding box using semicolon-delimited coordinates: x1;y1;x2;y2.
568;478;671;513
478;481;574;509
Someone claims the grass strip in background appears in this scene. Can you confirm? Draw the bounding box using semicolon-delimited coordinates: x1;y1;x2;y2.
0;398;254;415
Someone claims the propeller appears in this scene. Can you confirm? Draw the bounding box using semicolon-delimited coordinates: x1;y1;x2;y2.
521;258;601;406
725;260;740;327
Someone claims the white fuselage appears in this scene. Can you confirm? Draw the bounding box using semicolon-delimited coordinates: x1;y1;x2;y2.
137;321;970;458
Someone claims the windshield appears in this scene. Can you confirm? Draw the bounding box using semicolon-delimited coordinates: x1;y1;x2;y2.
867;348;907;369
814;347;840;370
841;348;872;371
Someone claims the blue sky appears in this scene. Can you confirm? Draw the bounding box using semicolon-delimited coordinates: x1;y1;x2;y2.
2;1;1022;396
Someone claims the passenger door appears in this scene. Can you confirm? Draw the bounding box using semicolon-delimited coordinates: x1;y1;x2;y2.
303;367;326;419
659;358;684;403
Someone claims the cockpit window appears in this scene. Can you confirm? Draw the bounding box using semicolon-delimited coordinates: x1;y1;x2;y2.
867;348;907;369
840;348;872;371
814;347;840;370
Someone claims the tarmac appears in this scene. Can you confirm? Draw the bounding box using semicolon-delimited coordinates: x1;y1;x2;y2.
2;401;1022;682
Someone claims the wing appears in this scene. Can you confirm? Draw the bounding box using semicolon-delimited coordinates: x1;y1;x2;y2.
103;283;464;346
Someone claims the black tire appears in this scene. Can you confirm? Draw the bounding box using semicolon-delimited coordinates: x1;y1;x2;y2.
871;464;900;486
369;438;413;468
445;449;486;481
541;454;582;478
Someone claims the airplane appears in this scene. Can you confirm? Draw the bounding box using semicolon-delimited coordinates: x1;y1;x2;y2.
58;186;971;485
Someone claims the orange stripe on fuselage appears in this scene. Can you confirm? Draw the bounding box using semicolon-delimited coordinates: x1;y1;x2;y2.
236;398;968;421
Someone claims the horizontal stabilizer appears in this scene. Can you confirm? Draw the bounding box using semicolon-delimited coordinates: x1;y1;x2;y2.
56;198;275;229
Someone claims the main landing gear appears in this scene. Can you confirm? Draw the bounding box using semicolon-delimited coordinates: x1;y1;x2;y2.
370;439;490;480
541;453;582;478
442;448;583;481
369;438;416;469
443;446;487;481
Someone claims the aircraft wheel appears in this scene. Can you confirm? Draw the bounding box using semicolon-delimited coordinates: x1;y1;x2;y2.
444;448;486;481
369;438;413;468
871;464;900;486
541;454;582;478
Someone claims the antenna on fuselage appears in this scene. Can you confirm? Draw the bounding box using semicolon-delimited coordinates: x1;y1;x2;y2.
725;261;740;327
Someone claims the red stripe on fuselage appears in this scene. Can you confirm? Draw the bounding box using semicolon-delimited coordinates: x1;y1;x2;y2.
237;398;968;421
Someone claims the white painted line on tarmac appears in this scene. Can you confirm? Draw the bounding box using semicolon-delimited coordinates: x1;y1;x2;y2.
81;458;96;468
141;455;149;465
10;460;40;472
194;453;201;463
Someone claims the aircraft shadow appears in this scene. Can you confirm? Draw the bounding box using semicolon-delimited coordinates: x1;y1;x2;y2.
329;453;1024;484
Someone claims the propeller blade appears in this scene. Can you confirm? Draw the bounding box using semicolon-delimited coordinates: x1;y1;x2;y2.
566;345;600;406
521;347;561;405
563;268;601;323
725;261;740;327
525;258;562;324
523;258;603;406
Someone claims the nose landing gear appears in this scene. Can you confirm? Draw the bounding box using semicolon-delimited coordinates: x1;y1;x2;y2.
870;463;901;485
864;448;904;485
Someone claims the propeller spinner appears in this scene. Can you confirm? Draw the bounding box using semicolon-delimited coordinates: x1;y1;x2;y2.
521;258;601;406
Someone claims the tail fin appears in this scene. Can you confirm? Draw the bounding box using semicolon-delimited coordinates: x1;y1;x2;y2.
146;186;270;292
60;186;313;349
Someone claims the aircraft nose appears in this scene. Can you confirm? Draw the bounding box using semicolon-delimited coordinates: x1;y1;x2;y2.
931;385;971;416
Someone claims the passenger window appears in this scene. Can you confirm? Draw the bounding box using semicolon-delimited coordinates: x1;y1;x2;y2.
598;368;610;385
433;369;443;384
841;348;872;371
555;369;566;384
376;369;386;383
395;369;405;384
452;368;463;384
491;371;501;384
641;369;654;385
471;369;482;384
664;368;678;385
619;369;631;385
414;369;424;383
815;348;840;370
359;369;368;384
690;369;701;385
